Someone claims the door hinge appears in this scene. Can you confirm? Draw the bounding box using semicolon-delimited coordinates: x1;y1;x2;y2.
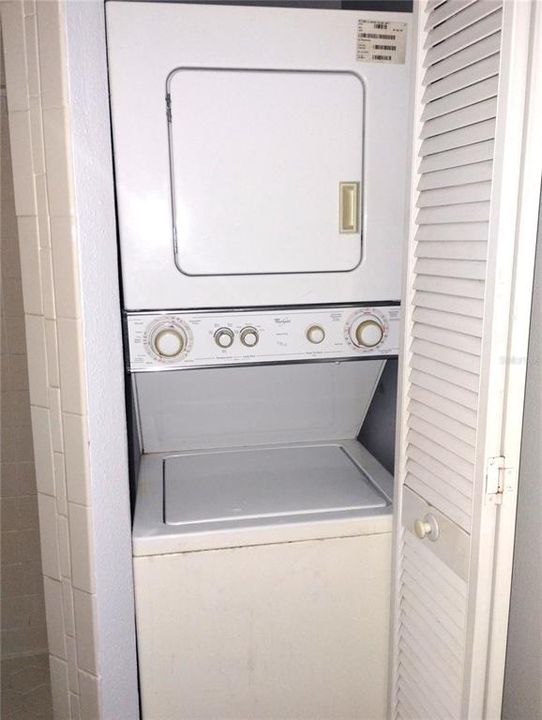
485;456;512;505
166;93;172;123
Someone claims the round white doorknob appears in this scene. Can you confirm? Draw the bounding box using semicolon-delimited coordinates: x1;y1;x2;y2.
214;327;234;348
414;514;439;541
240;327;259;347
355;318;384;348
153;328;185;358
306;325;325;344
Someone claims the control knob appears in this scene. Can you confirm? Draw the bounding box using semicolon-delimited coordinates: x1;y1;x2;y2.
240;327;259;347
152;327;187;358
214;327;235;349
306;325;325;344
352;316;384;348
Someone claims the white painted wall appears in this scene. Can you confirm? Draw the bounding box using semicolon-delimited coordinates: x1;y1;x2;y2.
502;202;542;720
63;2;139;717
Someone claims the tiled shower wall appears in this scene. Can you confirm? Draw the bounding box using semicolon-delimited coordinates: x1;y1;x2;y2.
1;29;48;661
2;2;101;717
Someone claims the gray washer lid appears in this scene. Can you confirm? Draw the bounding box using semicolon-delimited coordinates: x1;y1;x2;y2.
164;444;387;526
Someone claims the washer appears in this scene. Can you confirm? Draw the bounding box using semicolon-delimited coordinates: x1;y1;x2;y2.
133;441;393;720
128;307;399;720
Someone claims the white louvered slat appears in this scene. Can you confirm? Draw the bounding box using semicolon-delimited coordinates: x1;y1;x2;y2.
401;593;465;663
421;98;497;139
400;636;462;708
414;290;484;318
412;322;481;358
397;688;420;720
409;369;478;410
422;55;499;103
419;139;494;171
401;666;457;720
415;241;487;261
402;556;467;626
409;444;478;500
400;645;460;712
412;334;481;372
407;445;473;500
407;428;474;482
426;0;448;14
424;8;502;67
420;119;495;157
417;183;491;208
414;276;484;300
425;0;477;32
402;586;465;655
408;397;476;447
399;665;452;720
422;78;499;121
423;32;501;85
411;355;479;395
409;385;477;429
409;414;476;463
415;221;488;242
416;202;490;224
424;0;502;49
417;162;493;191
401;609;464;675
414;257;486;281
402;610;464;668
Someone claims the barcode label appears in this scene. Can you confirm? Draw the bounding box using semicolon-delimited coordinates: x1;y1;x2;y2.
356;19;407;65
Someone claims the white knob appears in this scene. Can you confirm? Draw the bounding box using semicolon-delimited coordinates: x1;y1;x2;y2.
214;328;234;348
153;328;185;358
354;318;384;348
306;325;325;344
240;327;259;347
414;514;439;541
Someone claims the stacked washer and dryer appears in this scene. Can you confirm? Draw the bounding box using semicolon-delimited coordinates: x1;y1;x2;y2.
107;3;411;718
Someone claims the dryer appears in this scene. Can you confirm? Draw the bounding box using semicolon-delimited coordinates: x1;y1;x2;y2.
106;2;411;309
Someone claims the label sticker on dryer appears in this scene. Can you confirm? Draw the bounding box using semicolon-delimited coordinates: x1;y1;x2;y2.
356;20;407;65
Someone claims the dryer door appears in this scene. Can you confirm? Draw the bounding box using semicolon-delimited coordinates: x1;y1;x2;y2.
168;69;363;276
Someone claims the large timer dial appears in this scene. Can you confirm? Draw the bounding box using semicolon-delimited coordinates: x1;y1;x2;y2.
147;319;190;361
347;312;386;350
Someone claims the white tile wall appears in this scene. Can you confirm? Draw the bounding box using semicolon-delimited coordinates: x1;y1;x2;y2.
30;405;54;495
2;0;102;716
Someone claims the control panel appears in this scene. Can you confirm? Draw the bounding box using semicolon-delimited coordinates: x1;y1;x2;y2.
125;305;401;371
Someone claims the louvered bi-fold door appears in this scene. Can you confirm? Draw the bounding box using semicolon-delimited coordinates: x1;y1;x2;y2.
392;1;542;719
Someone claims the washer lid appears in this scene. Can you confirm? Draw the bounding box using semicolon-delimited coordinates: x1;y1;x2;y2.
164;445;387;526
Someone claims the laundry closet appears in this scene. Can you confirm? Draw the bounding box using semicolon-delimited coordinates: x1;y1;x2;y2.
105;2;540;719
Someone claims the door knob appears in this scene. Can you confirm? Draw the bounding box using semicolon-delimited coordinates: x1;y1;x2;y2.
414;514;439;541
